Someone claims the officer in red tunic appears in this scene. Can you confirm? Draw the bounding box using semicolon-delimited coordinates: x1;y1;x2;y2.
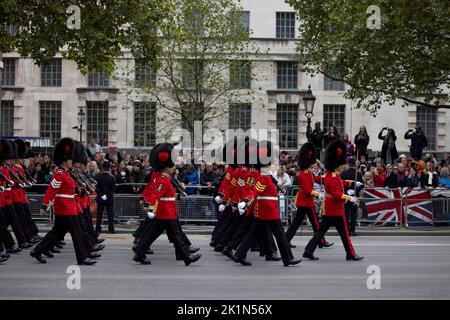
233;140;302;267
132;143;201;265
285;142;333;249
30;138;96;265
303;140;364;261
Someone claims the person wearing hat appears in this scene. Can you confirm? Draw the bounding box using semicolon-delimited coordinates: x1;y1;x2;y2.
132;143;201;265
233;140;302;267
286;142;334;248
94;160;117;234
0;140;31;250
340;157;364;236
30;138;96;265
303;140;364;261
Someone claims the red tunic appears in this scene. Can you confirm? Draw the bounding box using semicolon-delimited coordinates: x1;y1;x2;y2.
42;168;77;216
242;167;260;216
295;170;317;208
222;166;239;203
16;166;30;204
141;171;160;204
5;166;22;204
149;173;177;220
231;166;248;204
217;166;234;197
322;171;350;217
0;166;13;206
244;174;280;220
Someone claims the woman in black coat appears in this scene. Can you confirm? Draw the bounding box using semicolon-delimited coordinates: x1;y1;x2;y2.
420;162;439;189
378;127;398;165
354;125;370;162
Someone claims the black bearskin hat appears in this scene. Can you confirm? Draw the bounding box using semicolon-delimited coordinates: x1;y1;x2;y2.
150;143;175;172
244;138;258;168
324;140;347;172
14;139;27;159
297;142;317;171
73;141;89;165
256;140;273;169
0;140;15;162
221;137;238;168
53;138;76;166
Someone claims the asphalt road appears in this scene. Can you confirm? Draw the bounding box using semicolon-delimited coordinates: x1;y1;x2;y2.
1;234;450;300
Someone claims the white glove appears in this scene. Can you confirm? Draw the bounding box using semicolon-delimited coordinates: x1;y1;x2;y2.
347;189;355;196
214;196;223;204
356;181;363;188
350;196;359;205
238;202;247;215
147;211;155;219
101;195;107;201
218;204;226;212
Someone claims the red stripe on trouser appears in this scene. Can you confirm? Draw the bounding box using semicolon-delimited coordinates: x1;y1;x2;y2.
341;215;356;256
311;207;325;245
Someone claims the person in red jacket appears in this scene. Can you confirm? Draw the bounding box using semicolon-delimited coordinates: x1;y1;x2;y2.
132;143;201;266
233;140;302;267
285;142;334;249
30;138;96;265
303;140;364;261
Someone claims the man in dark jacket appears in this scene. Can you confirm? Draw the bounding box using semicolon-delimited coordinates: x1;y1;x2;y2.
404;127;428;160
340;157;364;236
308;121;325;153
95;161;117;234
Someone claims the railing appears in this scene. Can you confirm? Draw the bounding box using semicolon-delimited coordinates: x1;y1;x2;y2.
24;184;450;227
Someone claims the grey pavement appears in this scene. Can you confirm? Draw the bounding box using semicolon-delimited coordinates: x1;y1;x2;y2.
1;234;450;300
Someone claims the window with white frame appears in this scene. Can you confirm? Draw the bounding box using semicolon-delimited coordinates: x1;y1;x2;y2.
41;59;62;87
277;62;297;89
276;12;296;39
39;101;61;146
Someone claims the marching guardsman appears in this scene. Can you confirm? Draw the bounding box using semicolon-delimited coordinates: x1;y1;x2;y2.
285;142;334;249
30;138;96;265
210;138;238;247
303;140;364;261
132;143;201;265
0;140;31;249
233;140;302;267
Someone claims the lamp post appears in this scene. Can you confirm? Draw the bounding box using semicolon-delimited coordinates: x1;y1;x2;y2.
303;85;316;142
77;107;86;143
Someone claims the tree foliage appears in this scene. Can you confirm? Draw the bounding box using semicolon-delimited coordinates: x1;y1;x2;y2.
285;0;450;114
0;0;170;72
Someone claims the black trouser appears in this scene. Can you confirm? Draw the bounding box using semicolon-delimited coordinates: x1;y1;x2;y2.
344;202;358;233
134;219;190;262
34;215;89;264
304;215;356;256
178;219;191;247
216;210;244;247
227;215;254;250
22;203;39;235
285;206;327;245
134;217;150;239
0;208;16;250
82;209;98;242
211;206;233;243
211;208;227;241
77;213;96;250
3;205;28;246
96;201;114;232
235;218;293;265
13;203;34;242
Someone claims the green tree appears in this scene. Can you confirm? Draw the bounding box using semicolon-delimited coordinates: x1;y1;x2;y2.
0;0;170;73
286;0;450;115
119;0;259;144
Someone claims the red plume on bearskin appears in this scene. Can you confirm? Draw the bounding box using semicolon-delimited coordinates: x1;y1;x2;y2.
14;139;27;159
150;143;175;172
53;138;75;165
324;139;347;172
297;142;317;170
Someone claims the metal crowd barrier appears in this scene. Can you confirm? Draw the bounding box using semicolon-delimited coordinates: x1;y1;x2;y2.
25;183;450;226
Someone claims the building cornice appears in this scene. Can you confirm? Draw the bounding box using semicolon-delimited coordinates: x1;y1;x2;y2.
76;87;119;93
1;86;25;92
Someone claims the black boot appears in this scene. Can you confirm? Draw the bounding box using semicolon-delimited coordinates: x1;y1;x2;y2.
20;242;33;249
91;244;105;252
189;246;200;254
184;253;201;266
42;251;54;258
0;252;10;259
214;244;223;252
222;246;234;259
284;258;302;267
133;255;151;265
235;256;252;266
50;248;61;254
346;253;364;261
7;245;22;254
89;252;102;259
0;256;7;263
78;258;97;265
303;251;319;261
97;238;105;244
288;242;296;248
319;241;334;248
29;250;47;264
265;253;282;261
146;248;154;254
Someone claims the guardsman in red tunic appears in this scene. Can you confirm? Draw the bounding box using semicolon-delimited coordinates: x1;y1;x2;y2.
132;143;201;266
285;142;334;249
30;138;96;265
303;140;364;261
233;140;302;267
0;140;30;249
210;138;238;247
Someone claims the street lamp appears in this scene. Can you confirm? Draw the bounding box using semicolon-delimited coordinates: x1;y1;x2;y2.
77;107;86;143
303;85;316;142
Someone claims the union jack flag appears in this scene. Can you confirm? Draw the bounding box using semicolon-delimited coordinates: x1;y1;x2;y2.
363;188;433;226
